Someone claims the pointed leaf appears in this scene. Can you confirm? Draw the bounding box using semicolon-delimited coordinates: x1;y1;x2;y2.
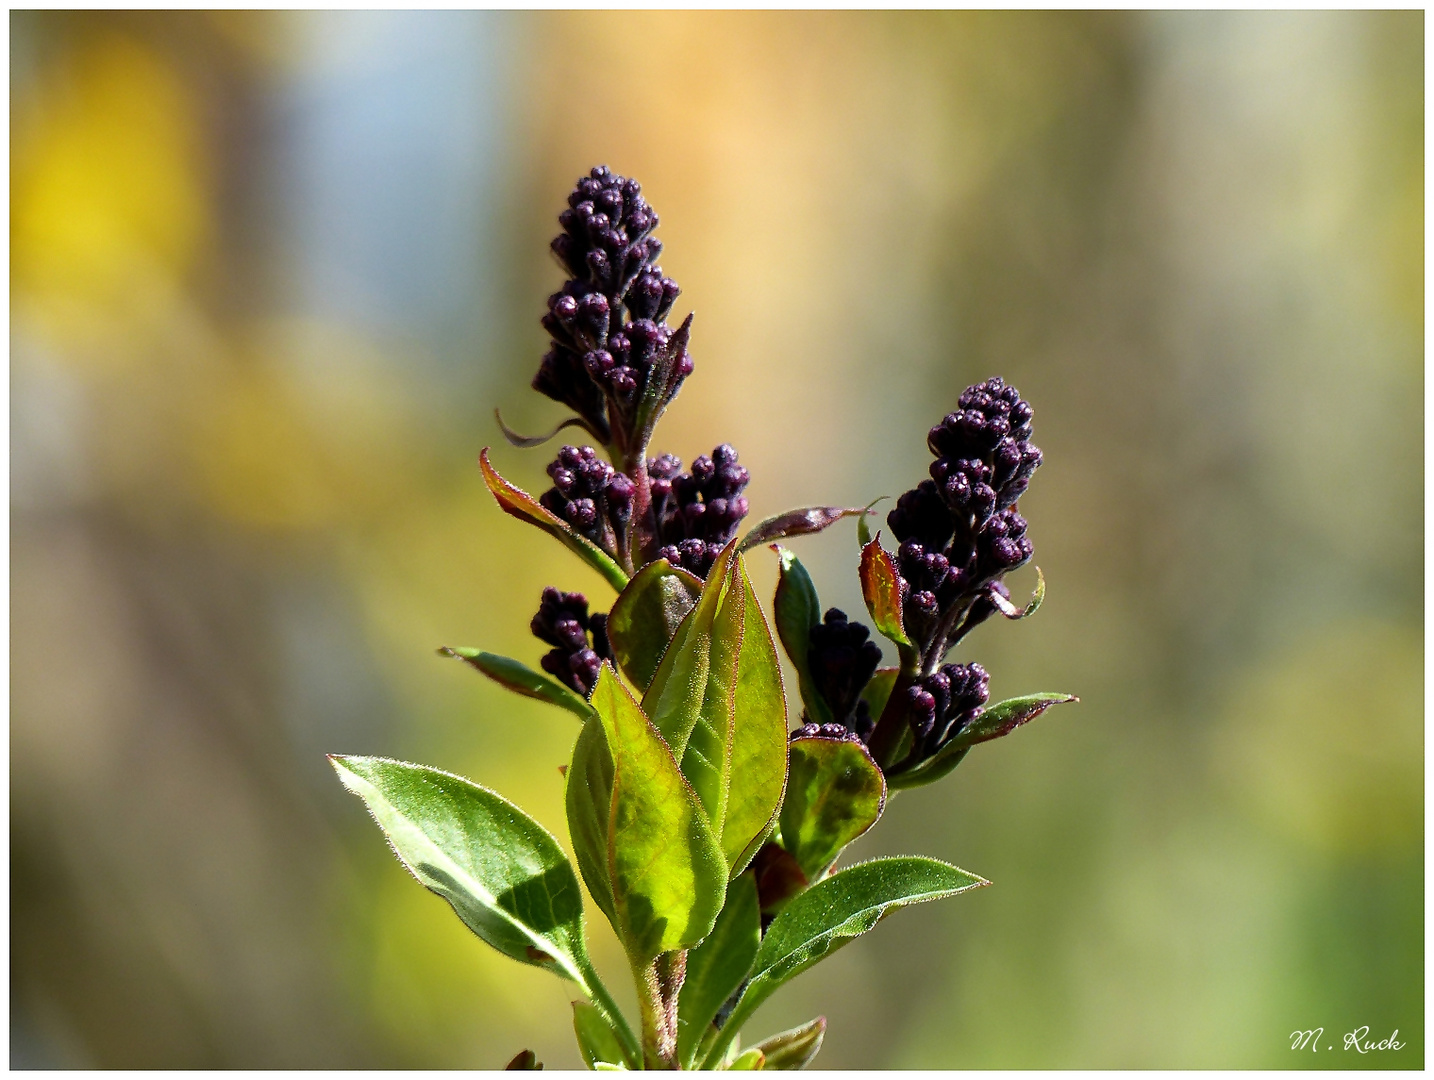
439;647;592;721
679;553;789;875
574;1001;634;1070
859;537;910;648
678;871;761;1067
738;507;865;553
889;693;1078;791
859;667;899;724
751;1017;826;1071
772;547;834;726
569;665;728;963
988;566;1045;620
607;559;703;692
480;447;629;593
728;1047;765;1070
780;736;886;881
505;1049;542;1070
855;496;888;548
642;542;737;754
629;312;692;448
330;755;596;988
703;857;987;1068
495;408;599;449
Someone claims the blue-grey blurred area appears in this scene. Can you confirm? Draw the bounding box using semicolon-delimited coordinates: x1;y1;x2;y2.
10;10;1422;1069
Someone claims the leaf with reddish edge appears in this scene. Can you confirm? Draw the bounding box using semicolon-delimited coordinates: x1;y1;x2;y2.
888;693;1079;790
479;447;629;593
859;536;911;648
606;559;703;692
566;664;727;963
737;507;866;553
780;735;886;881
438;646;592;721
988;566;1046;620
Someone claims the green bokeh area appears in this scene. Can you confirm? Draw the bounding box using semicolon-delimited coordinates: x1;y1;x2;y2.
10;10;1422;1069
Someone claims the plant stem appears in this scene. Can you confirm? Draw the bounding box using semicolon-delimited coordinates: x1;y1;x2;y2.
632;951;687;1069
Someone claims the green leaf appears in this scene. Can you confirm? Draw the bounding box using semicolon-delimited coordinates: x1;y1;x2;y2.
567;665;728;963
728;1047;766;1070
859;667;899;723
642;542;736;754
331;754;636;1062
592;1063;627;1071
607;559;703;692
480;447;629;593
988;566;1045;621
858;537;911;649
780;736;886;881
679;552;789;875
738;507;865;552
889;693;1078;791
439;647;592;721
751;1017;826;1071
574;1001;634;1070
703;857;987;1068
772;547;834;726
855;496;888;548
678;871;761;1067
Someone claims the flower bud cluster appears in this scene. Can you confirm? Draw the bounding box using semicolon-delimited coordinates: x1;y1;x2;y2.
806;608;883;740
530;587;611;698
788;722;865;744
887;377;1041;657
539;445;635;558
904;661;989;762
533;166;690;445
645;444;751;577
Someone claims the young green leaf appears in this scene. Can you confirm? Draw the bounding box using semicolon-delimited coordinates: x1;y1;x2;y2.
858;537;911;649
330;754;635;1058
679;553;789;876
677;871;761;1068
479;447;629;593
438;647;592;721
738;507;865;552
702;857;988;1068
642;542;737;754
859;667;900;724
606;559;703;692
567;665;728;963
574;1000;635;1070
780;736;886;881
750;1017;826;1071
771;546;834;727
988;566;1045;621
888;693;1078;791
855;496;888;548
727;1047;766;1070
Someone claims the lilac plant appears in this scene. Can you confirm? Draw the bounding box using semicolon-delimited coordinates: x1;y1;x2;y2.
331;166;1077;1071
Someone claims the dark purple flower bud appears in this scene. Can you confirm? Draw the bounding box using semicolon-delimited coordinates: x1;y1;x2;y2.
531;587;612;698
808;608;884;732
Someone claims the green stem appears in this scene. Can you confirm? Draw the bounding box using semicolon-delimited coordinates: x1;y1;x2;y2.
580;958;641;1068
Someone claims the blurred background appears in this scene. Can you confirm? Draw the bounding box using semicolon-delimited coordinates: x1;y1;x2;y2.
10;10;1423;1069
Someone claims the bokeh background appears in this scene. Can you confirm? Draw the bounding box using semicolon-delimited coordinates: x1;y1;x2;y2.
10;10;1423;1069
